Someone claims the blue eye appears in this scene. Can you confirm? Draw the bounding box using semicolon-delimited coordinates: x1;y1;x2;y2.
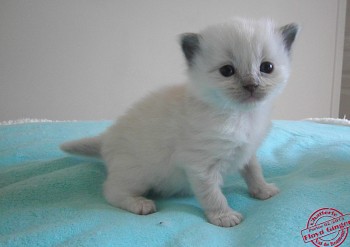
260;62;274;74
219;65;235;77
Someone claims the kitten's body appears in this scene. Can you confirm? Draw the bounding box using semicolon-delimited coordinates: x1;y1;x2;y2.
61;19;298;227
102;84;269;196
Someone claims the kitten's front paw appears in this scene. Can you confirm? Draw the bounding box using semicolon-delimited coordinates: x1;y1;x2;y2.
206;210;243;227
249;183;279;200
129;197;157;215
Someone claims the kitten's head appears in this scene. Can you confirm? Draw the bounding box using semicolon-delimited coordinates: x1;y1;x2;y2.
181;18;299;110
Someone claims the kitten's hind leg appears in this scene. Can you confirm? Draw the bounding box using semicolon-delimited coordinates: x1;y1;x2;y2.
240;155;279;200
103;172;156;215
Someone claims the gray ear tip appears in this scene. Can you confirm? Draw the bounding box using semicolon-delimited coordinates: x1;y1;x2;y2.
180;33;199;45
280;23;300;52
282;23;301;36
179;33;188;46
289;23;301;34
180;33;201;66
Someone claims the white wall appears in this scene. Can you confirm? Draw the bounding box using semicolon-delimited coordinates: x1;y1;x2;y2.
0;0;346;121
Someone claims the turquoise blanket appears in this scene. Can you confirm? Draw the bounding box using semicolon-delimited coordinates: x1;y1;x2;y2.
1;121;349;247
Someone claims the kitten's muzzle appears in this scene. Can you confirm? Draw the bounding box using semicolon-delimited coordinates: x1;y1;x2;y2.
242;77;259;94
243;84;259;94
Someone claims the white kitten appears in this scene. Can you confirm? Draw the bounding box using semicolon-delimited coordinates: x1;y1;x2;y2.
61;18;298;227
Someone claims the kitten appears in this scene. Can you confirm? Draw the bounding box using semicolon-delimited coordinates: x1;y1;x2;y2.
61;18;298;227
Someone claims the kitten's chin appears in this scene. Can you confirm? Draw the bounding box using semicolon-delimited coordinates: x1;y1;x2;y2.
236;98;261;110
240;93;265;104
231;91;278;111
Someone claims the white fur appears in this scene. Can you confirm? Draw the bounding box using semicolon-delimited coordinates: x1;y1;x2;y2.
61;18;298;227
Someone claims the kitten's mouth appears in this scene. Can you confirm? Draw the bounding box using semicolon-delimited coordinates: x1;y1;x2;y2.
226;88;266;105
241;92;265;103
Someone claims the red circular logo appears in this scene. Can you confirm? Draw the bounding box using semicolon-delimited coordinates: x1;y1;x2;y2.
301;208;350;247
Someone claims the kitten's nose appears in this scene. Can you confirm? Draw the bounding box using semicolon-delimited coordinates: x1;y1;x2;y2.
243;84;259;93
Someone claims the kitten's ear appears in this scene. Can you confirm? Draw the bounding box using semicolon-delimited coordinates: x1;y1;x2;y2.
180;33;201;66
279;23;299;53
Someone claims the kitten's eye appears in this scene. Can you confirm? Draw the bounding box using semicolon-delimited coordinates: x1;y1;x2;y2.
219;65;235;77
260;62;274;74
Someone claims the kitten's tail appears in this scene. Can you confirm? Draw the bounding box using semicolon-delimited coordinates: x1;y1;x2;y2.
60;136;102;158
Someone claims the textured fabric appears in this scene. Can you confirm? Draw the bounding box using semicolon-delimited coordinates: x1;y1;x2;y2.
0;120;349;247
